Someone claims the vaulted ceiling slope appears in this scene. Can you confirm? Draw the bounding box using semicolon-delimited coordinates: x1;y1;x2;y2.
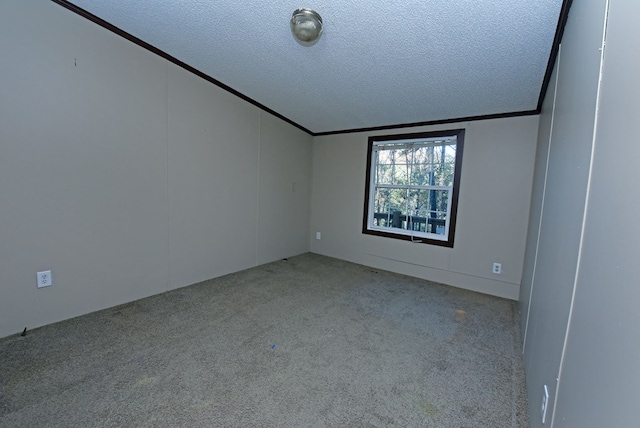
54;0;569;135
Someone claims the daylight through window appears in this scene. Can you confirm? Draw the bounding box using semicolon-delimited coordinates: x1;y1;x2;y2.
362;129;465;247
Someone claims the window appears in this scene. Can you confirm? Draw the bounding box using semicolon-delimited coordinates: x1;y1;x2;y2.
362;129;465;247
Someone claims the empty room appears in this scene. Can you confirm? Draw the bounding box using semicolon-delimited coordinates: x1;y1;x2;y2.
1;0;638;427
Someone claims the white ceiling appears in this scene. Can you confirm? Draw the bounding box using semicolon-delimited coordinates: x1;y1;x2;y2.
62;0;565;135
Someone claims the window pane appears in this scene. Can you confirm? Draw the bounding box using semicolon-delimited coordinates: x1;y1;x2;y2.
394;148;409;165
412;144;456;186
373;187;408;229
433;144;456;186
408;189;430;215
408;148;428;186
376;149;410;186
392;164;409;185
373;187;391;217
377;146;458;187
376;162;393;185
408;189;449;234
372;188;449;234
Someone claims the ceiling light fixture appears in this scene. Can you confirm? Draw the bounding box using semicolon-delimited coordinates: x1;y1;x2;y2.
290;8;323;45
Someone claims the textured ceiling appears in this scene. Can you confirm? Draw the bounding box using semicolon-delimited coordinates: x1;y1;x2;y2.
61;0;565;135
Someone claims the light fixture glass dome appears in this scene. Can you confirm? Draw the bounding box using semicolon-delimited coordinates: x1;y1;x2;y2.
290;8;323;45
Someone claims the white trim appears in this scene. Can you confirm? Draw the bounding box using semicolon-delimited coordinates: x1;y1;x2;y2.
367;147;377;230
375;184;453;191
373;137;456;149
368;225;448;241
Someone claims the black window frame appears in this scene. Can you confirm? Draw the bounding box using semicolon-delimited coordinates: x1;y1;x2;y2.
362;129;465;247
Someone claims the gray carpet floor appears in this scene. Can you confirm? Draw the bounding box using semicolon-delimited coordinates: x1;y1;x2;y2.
0;253;528;427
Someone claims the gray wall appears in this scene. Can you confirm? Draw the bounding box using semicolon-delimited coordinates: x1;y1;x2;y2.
310;117;539;300
519;0;606;424
0;0;312;339
553;1;640;424
521;0;640;426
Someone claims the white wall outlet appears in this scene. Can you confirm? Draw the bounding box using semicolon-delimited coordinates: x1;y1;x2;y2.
316;232;321;240
37;270;52;288
492;262;502;275
541;384;549;424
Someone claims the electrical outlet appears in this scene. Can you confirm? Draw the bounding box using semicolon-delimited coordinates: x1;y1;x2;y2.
37;270;52;288
316;232;321;240
492;262;502;275
541;384;549;424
